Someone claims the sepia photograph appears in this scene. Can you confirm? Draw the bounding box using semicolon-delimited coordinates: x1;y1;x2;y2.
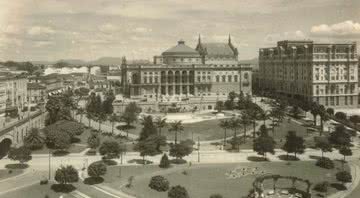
0;0;360;197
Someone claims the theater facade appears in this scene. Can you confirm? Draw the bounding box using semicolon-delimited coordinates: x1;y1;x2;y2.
115;36;252;113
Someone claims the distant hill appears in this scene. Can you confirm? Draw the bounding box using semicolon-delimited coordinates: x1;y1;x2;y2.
31;57;151;67
57;59;87;65
90;57;122;65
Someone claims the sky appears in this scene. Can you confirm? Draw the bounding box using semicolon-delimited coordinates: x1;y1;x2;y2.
0;0;360;62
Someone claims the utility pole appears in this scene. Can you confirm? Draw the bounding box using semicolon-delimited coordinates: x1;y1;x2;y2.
197;136;200;163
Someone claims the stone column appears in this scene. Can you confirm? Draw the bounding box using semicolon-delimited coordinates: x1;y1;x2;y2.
179;71;183;95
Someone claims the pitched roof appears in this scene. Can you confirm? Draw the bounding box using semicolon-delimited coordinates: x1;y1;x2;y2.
201;43;235;56
162;40;200;56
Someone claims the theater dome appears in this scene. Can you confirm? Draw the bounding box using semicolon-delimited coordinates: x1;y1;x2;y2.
162;40;200;57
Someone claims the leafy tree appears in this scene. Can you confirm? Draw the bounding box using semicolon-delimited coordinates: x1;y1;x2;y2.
54;165;79;185
102;90;115;115
219;119;231;146
86;92;97;117
8;146;32;164
45;96;71;125
44;128;71;150
168;185;189;198
139;115;158;141
315;137;333;159
74;87;90;103
245;106;262;139
108;114;119;134
318;105;329;136
24;128;44;150
290;105;302;119
253;131;275;160
229;117;241;147
155;116;167;136
76;107;85;123
336;171;352;184
282;131;305;158
88;162;107;178
259;109;270;126
215;101;224;113
94;112;107;132
169;140;193;160
149;175;170;192
328;125;351;147
99;140;125;159
335;111;347;120
159;154;171;168
349;115;360;124
326;108;334;116
339;146;352;163
121;102;141;126
136;136;161;164
310;102;320;126
87;133;100;149
169;121;184;145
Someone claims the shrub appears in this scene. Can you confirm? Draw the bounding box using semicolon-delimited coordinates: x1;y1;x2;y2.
210;194;223;198
335;112;347;121
326;108;334;116
313;181;329;192
168;185;189;198
85;149;97;156
336;171;352;184
88;162;107;178
159;154;170;168
148;175;170;192
40;179;49;185
101;159;118;166
316;157;334;169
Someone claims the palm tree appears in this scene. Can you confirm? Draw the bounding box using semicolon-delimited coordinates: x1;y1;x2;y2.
229;117;240;138
169;121;184;145
246;107;261;139
23;128;44;150
155;116;167;136
109;113;119;135
240;113;251;143
219;119;231;146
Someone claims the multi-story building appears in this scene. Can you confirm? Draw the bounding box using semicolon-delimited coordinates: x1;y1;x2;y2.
0;73;28;118
116;36;252;113
259;40;358;108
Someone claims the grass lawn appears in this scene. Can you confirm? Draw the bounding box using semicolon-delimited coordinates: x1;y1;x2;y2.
0;183;76;198
118;118;245;141
0;169;23;180
102;161;348;198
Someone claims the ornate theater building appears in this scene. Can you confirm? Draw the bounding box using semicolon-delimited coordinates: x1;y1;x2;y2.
115;35;252;113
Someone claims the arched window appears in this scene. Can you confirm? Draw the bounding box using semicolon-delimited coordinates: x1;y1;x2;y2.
244;73;249;80
234;75;238;82
222;75;226;82
228;75;232;82
216;75;220;82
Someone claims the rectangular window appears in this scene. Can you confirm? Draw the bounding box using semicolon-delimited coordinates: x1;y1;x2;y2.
336;97;339;106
